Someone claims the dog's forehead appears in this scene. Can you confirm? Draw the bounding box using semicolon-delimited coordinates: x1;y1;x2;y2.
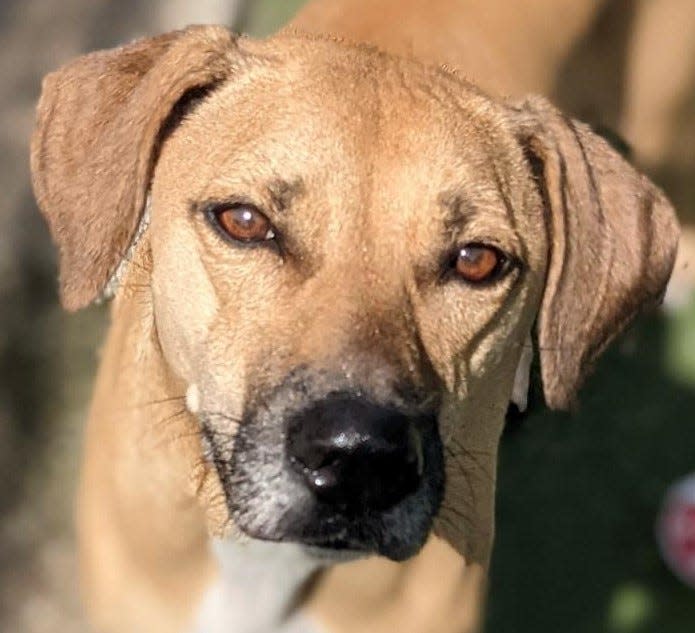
245;35;510;151
171;35;522;203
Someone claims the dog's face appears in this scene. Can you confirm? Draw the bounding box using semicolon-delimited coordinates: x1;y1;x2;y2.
31;28;678;563
148;38;547;560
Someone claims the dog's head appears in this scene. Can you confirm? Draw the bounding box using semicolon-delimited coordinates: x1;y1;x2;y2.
31;27;678;563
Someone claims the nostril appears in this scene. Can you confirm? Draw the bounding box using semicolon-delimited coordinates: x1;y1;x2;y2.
285;396;425;512
304;463;342;497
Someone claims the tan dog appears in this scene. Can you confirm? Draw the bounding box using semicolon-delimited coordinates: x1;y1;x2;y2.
30;1;679;632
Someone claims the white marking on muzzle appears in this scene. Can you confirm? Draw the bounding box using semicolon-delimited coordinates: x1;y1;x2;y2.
186;384;201;414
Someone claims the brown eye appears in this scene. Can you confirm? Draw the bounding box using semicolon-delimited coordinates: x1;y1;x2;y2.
212;204;275;243
454;243;507;283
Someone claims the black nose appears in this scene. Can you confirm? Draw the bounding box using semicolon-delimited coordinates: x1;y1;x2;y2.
286;396;424;512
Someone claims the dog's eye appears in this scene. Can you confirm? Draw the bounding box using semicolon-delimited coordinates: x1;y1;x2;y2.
211;204;275;243
454;243;509;283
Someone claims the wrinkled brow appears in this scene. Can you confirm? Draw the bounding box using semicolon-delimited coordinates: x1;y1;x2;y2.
266;177;306;212
437;190;479;229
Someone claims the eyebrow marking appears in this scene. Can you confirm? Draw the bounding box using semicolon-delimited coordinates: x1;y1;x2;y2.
437;190;479;229
266;177;306;212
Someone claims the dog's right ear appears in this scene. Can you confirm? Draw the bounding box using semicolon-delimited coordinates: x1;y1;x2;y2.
30;26;238;311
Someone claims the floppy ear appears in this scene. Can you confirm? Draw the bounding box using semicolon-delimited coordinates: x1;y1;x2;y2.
30;25;238;311
511;96;679;410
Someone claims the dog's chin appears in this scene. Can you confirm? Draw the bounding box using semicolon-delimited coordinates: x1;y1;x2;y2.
233;501;427;561
234;503;437;562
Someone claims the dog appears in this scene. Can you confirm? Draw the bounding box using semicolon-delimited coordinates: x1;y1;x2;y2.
29;0;679;631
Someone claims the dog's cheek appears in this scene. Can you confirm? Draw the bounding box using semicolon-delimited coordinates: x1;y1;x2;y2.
149;210;220;382
409;291;512;397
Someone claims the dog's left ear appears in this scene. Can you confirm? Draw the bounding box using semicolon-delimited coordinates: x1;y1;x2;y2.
509;96;679;410
30;25;238;311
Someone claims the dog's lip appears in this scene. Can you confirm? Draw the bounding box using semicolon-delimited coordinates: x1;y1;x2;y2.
301;544;367;563
236;520;376;559
235;502;434;561
238;529;366;562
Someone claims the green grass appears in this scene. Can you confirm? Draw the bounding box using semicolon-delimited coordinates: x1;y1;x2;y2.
667;296;695;386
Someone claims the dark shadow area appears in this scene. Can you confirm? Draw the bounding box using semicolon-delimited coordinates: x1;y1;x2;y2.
553;0;695;228
488;314;695;632
0;194;59;517
651;80;695;224
554;0;638;130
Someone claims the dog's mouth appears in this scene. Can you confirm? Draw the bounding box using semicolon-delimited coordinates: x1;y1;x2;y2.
202;372;445;562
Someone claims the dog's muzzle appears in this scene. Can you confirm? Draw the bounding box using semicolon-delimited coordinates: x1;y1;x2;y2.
207;370;444;561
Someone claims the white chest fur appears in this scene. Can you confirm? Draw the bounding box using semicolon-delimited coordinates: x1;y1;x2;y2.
192;540;327;633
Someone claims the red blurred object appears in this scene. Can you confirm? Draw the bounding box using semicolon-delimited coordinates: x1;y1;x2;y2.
657;474;695;588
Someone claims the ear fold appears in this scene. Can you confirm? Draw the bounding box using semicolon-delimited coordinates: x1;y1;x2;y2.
511;96;679;410
30;25;238;311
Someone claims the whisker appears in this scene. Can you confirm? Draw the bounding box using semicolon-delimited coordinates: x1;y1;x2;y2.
121;395;186;411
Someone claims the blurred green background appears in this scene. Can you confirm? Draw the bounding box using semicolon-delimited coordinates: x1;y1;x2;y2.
490;305;695;632
0;1;693;631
